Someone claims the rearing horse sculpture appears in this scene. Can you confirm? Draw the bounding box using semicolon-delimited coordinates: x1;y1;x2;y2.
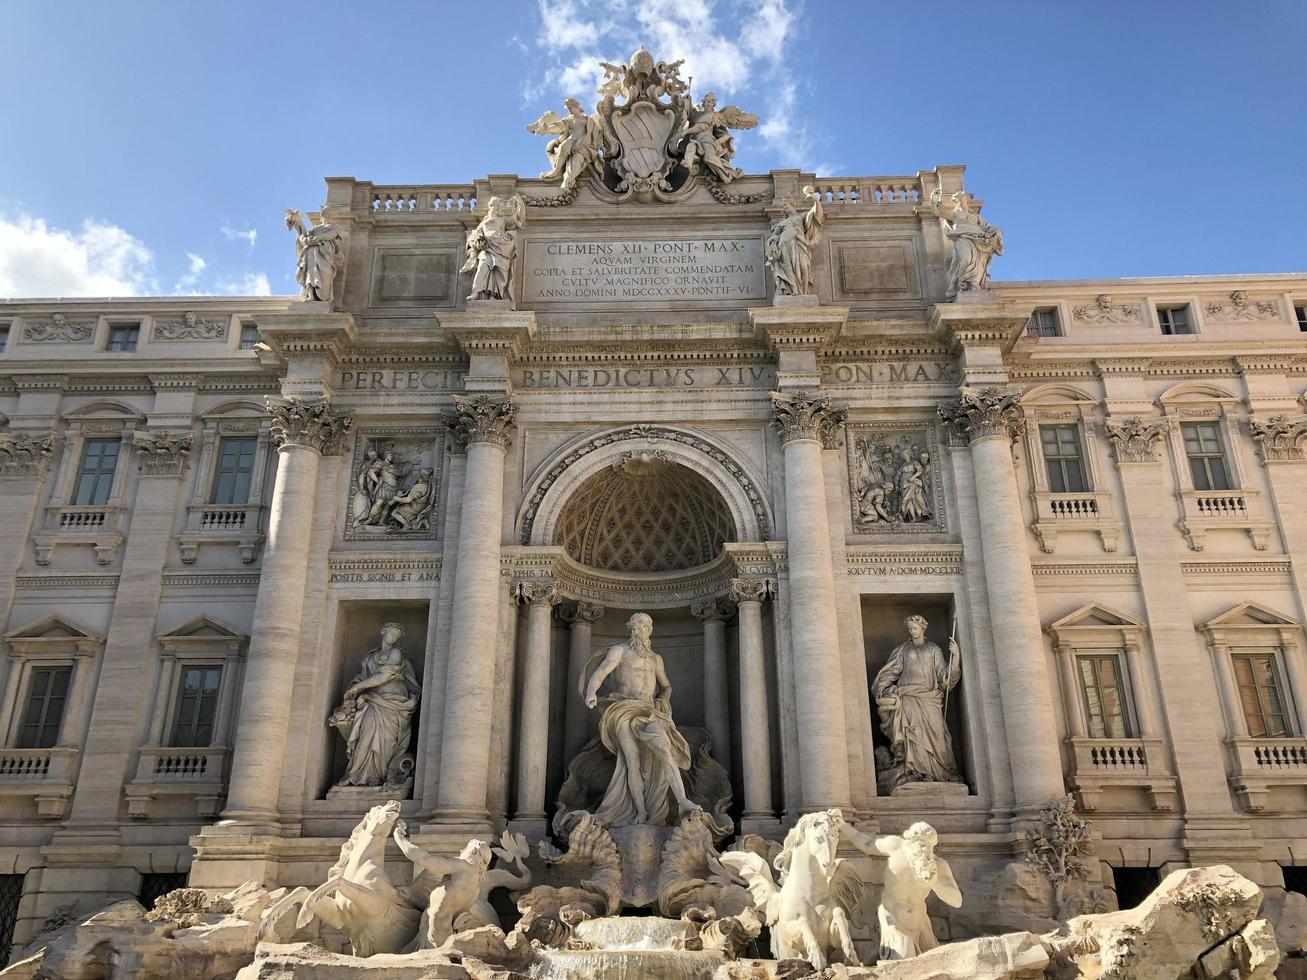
719;809;866;968
258;800;421;956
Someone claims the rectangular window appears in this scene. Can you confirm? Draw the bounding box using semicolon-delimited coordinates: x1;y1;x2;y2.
15;667;71;749
0;325;8;353
106;323;139;352
1295;304;1306;332
1157;306;1193;335
72;437;120;506
209;436;258;505
1181;421;1231;491
1040;424;1088;493
169;665;223;747
238;322;260;350
1026;308;1060;337
1077;654;1132;739
1232;651;1291;738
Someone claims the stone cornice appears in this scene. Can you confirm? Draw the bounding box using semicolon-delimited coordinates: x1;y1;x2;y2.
440;308;538;359
750;305;848;352
256;311;358;367
930;302;1033;353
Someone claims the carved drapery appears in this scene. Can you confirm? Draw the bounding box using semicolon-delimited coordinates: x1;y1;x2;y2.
448;394;517;449
1250;415;1307;463
1104;417;1168;464
937;385;1025;444
0;432;55;477
132;431;193;476
266;396;352;455
769;390;846;448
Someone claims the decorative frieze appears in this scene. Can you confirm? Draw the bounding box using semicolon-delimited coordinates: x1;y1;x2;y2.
769;390;846;448
132;430;193;476
447;394;517;449
1249;415;1307;462
346;430;442;538
1103;417;1168;463
1205;290;1278;321
24;313;94;343
153;312;227;341
1072;295;1142;324
266;396;352;454
937;386;1024;444
0;431;55;477
846;421;945;532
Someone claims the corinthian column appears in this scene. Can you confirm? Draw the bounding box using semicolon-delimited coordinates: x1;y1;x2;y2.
433;395;516;831
511;579;558;838
561;601;604;762
771;391;852;813
223;399;350;825
691;597;733;774
939;386;1063;813
730;577;776;831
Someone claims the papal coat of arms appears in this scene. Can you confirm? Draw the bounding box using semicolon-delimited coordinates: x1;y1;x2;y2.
527;46;757;202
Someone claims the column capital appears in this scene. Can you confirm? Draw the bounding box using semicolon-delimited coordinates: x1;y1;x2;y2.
770;390;846;448
266;396;352;455
448;394;518;450
1103;416;1168;464
1250;414;1307;463
691;597;734;623
0;430;55;478
561;600;605;626
513;580;559;607
938;385;1025;444
132;430;193;477
729;578;774;604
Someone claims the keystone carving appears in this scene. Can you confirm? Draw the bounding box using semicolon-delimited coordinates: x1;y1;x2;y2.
266;396;352;455
770;391;846;448
448;394;517;449
1249;415;1307;462
133;430;194;476
938;386;1025;443
1104;417;1168;463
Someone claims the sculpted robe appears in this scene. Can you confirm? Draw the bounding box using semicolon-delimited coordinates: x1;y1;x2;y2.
872;639;961;784
336;647;419;787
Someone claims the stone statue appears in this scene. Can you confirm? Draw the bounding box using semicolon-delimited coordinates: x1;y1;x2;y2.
329;623;420;791
927;188;1004;300
766;186;824;297
872;615;962;790
284;208;344;304
678;92;757;184
527;98;609;191
461;194;526;303
719;809;866;968
580;612;701;828
867;821;962;960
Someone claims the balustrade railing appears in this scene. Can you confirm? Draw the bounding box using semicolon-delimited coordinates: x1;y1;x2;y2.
810;178;920;205
1192;491;1250;519
1249;738;1307;771
369;185;477;214
1085;739;1149;773
1046;494;1100;520
0;751;51;779
58;508;107;530
200;506;249;531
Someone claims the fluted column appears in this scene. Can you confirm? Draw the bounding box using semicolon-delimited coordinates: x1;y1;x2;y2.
434;395;516;831
511;580;558;838
561;601;604;762
224;399;350;824
939;387;1063;813
691;597;733;773
771;391;852;813
731;577;775;829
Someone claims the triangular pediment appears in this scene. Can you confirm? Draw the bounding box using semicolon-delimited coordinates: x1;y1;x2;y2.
1204;602;1298;630
156;614;246;641
1049;602;1142;631
5;613;100;642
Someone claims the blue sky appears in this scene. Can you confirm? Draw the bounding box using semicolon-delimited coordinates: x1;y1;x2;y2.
1;0;1303;298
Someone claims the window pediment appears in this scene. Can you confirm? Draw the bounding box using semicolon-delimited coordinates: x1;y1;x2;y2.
4;614;103;658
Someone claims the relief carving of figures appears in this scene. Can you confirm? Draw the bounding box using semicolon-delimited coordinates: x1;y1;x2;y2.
679;92;757;184
1073;294;1142;324
349;437;437;534
329;623;420;793
766;186;824;297
1206;289;1279;321
928;188;1004;299
872;615;963;792
153;311;226;341
850;430;938;529
285;208;344;304
460;194;526;303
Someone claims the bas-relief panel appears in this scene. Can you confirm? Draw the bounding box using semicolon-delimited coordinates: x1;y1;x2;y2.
343;429;444;540
846;421;945;533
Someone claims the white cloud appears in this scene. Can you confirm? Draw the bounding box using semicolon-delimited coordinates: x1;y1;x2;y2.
0;213;157;297
215;272;272;297
221;223;258;248
174;251;207;292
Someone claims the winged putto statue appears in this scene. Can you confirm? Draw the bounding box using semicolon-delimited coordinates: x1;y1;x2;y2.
526;98;610;191
679;92;758;183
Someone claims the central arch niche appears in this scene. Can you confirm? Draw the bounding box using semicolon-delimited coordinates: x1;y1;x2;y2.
555;453;736;573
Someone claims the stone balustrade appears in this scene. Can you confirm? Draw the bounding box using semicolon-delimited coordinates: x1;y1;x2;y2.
0;747;79;818
125;746;231;820
369;185;478;214
809;176;921;204
1178;488;1272;551
1066;736;1176;813
1228;736;1307;812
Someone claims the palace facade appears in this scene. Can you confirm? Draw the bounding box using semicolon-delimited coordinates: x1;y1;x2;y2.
1;158;1306;954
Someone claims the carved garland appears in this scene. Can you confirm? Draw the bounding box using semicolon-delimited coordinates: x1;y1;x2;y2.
706;180;771;206
519;425;772;545
1103;417;1168;463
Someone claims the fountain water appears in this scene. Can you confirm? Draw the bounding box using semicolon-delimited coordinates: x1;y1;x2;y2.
528;916;725;979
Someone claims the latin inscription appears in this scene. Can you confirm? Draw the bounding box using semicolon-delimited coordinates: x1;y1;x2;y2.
339;368;465;391
820;361;956;384
523;238;767;304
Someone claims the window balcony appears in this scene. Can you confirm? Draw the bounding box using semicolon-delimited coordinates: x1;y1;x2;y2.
0;747;79;818
124;745;231;819
33;505;126;565
1031;490;1122;553
1227;736;1307;812
1177;488;1273;551
1066;736;1177;812
177;503;264;564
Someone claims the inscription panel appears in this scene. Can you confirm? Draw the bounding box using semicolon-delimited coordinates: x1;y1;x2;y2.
522;236;767;307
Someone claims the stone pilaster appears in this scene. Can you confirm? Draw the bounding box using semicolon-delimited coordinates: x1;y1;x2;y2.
939;386;1064;814
730;577;778;833
770;390;852;813
221;397;351;828
691;597;733;774
510;579;558;839
560;601;604;763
